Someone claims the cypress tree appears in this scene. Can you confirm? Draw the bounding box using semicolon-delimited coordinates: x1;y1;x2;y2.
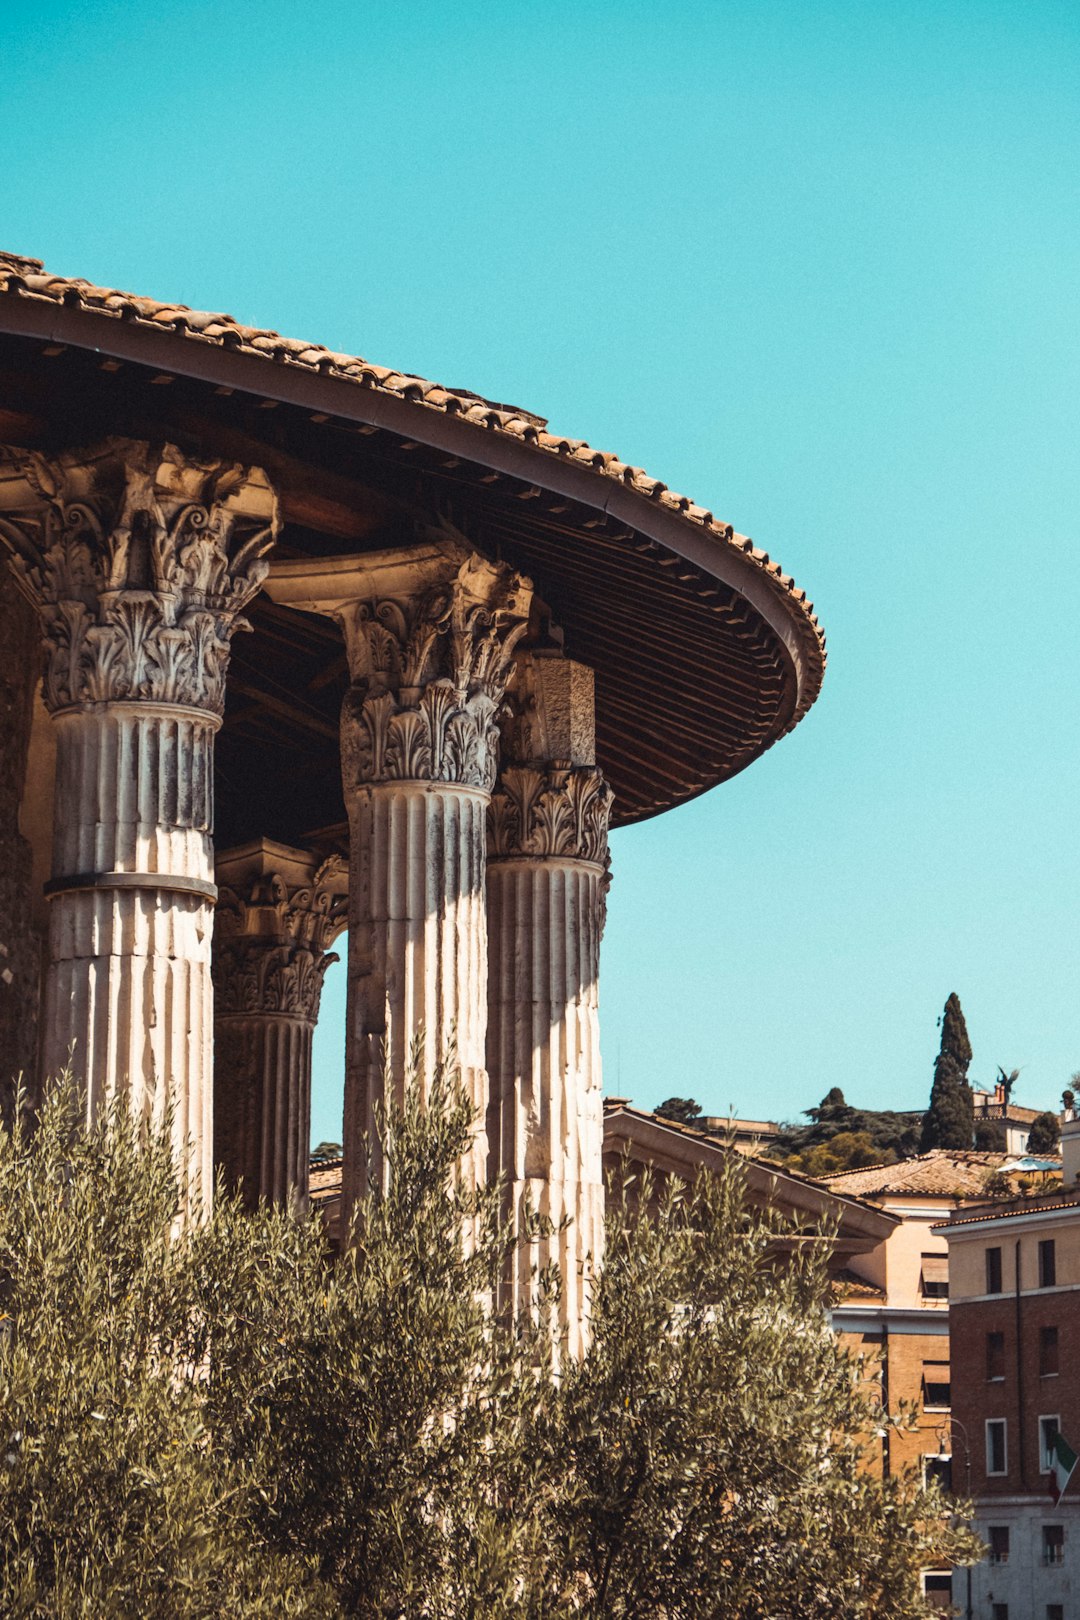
920;992;975;1151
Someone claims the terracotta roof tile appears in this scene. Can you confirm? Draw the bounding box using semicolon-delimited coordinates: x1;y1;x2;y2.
817;1150;1016;1199
0;248;825;729
941;1190;1080;1228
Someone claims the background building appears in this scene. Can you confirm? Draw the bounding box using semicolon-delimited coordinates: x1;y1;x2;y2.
972;1080;1049;1155
822;1152;1010;1486
940;1113;1080;1620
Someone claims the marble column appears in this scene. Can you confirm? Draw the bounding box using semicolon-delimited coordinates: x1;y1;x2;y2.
0;440;278;1204
213;841;347;1209
487;648;612;1356
265;545;532;1213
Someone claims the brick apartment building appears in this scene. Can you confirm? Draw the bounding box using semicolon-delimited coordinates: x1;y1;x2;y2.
940;1112;1080;1620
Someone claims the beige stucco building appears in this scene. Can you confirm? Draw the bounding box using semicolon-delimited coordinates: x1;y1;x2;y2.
821;1152;1011;1484
0;248;826;1351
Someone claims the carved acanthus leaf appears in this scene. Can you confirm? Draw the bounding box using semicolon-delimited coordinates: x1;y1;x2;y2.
216;856;348;954
487;765;612;863
340;554;532;790
0;439;280;714
213;941;335;1022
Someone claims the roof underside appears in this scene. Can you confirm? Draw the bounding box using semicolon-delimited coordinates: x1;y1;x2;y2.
0;254;826;848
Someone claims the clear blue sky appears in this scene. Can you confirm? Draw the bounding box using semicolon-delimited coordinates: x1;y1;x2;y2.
3;0;1078;1141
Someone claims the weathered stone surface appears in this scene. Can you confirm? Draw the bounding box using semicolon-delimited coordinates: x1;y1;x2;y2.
487;856;606;1357
487;650;611;1356
213;842;346;1208
0;567;41;1113
0;441;278;715
0;440;280;1204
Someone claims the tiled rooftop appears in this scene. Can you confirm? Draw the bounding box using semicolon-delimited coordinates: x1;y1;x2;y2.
817;1150;1016;1199
0;249;824;702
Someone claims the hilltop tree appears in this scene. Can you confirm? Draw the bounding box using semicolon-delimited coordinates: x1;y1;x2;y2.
1027;1111;1061;1157
920;993;975;1152
654;1096;702;1126
771;1089;920;1165
783;1130;892;1179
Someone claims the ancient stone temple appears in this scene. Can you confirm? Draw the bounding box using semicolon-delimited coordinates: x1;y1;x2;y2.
0;250;825;1346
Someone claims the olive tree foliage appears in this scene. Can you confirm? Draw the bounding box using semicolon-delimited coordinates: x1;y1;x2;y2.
0;1076;331;1619
529;1164;979;1619
0;1055;977;1619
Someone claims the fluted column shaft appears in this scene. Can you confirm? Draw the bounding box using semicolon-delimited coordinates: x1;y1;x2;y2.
214;1015;314;1206
346;781;488;1196
486;854;605;1356
45;701;218;1187
0;439;278;1206
213;842;346;1209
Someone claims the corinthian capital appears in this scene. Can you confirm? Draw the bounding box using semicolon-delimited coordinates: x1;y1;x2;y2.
488;765;612;863
488;647;613;862
213;844;347;1022
340;553;532;790
0;439;279;714
267;544;533;791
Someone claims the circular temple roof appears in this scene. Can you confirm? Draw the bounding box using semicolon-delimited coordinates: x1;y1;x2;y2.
0;251;825;844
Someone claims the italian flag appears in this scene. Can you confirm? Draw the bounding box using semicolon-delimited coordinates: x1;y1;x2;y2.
1051;1433;1078;1502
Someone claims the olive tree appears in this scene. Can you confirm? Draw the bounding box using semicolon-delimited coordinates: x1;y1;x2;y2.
0;1056;977;1618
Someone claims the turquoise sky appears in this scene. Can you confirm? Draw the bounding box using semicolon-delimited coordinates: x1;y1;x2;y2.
3;0;1079;1140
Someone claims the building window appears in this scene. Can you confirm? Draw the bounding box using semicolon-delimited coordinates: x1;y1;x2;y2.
986;1419;1008;1475
1047;1606;1064;1620
1043;1524;1065;1566
922;1361;951;1410
987;1330;1006;1381
924;1454;952;1493
1040;1325;1059;1377
1041;1417;1061;1473
922;1571;952;1609
1039;1240;1057;1288
987;1246;1003;1293
989;1525;1010;1564
992;1604;1008;1620
921;1253;949;1299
